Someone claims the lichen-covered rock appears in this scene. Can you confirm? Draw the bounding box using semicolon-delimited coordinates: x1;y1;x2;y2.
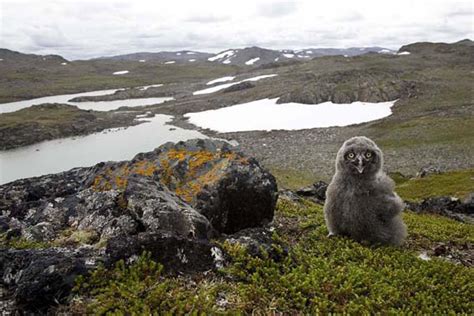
0;139;278;312
86;139;278;234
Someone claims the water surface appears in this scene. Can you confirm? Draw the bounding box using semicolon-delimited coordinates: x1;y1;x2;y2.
0;115;207;184
0;88;172;113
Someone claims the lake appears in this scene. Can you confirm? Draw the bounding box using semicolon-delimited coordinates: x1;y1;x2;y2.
0;87;173;113
0;115;207;184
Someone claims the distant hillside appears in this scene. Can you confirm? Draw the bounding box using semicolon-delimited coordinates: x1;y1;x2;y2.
95;50;212;64
0;48;68;66
399;39;474;55
95;46;396;67
204;46;396;66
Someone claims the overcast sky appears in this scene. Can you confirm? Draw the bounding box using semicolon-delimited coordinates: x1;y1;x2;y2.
0;0;472;60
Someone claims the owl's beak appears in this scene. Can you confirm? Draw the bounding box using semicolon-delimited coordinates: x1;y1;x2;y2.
355;156;365;174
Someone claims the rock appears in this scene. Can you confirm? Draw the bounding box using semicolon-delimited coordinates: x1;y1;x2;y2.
106;232;216;273
0;247;100;312
295;181;328;202
0;139;278;312
277;69;417;104
223;227;287;261
223;81;255;93
86;139;278;234
406;195;474;223
416;165;442;178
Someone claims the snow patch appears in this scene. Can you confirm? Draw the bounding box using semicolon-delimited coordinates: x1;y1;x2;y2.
186;52;196;55
208;50;235;61
193;74;278;95
61;62;67;65
139;59;146;62
188;59;196;62
176;52;181;55
113;70;129;75
397;51;411;55
138;84;163;91
0;59;3;61
164;61;176;64
378;49;392;54
306;50;313;54
283;53;294;58
185;98;396;132
207;76;236;85
245;57;260;65
222;59;232;64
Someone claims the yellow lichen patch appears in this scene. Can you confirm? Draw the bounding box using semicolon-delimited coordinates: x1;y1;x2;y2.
166;153;234;203
132;160;157;177
92;168;114;191
167;149;188;161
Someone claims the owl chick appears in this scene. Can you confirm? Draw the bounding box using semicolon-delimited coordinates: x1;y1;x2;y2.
324;136;407;246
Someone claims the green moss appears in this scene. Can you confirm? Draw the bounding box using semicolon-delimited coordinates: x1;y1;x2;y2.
395;169;474;201
74;252;223;315
269;167;322;190
75;198;473;314
0;234;50;249
389;172;410;185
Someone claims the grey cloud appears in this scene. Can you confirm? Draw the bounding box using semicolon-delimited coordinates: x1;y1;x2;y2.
256;1;298;18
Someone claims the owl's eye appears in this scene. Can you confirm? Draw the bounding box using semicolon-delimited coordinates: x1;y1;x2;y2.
365;152;372;158
347;152;355;159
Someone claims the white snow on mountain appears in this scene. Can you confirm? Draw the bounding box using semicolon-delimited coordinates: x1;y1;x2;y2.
245;57;260;65
208;50;235;61
113;70;129;75
206;76;236;85
193;74;277;95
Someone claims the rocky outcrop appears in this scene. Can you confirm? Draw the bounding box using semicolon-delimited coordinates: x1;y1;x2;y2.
0;247;100;312
295;181;328;203
278;70;419;104
406;195;474;223
223;81;255;93
0;139;278;312
416;165;442;178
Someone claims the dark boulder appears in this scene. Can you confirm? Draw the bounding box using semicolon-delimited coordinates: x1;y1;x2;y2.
106;232;217;273
87;139;278;234
295;180;328;202
223;81;255;93
406;195;474;223
0;247;99;313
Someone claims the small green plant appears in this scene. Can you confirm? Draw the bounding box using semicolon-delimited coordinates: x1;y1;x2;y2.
74;252;222;315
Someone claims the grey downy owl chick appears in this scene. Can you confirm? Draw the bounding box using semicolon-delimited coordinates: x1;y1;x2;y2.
324;136;407;246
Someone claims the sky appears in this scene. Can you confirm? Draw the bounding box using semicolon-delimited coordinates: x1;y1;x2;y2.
0;0;472;60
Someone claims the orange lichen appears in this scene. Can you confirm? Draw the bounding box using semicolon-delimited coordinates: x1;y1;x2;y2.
133;161;157;177
90;148;246;203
